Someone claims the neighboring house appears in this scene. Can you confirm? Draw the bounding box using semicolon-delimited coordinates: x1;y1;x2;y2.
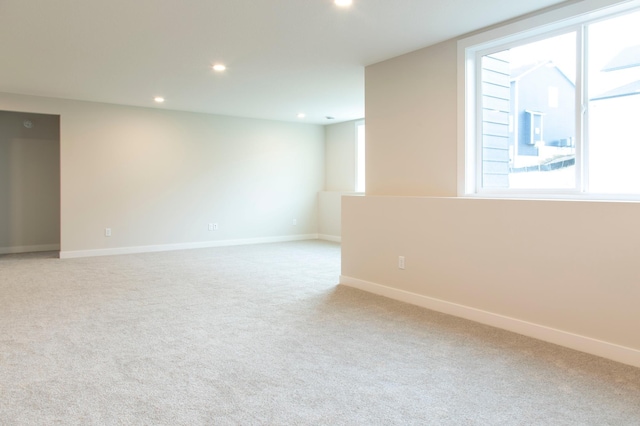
600;44;640;73
509;61;575;158
592;44;640;101
592;79;640;100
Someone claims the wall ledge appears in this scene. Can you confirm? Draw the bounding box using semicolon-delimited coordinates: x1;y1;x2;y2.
60;234;319;259
340;275;640;369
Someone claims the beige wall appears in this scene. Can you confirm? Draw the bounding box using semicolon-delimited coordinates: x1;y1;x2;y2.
343;196;640;350
318;192;360;240
0;92;324;255
365;40;458;196
342;36;640;365
324;120;357;192
0;111;60;253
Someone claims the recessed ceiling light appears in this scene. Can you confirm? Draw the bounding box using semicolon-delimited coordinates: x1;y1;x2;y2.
154;96;165;103
334;0;353;7
212;64;226;72
297;113;306;119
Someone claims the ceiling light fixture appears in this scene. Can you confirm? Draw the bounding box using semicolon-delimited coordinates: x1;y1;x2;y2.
297;113;306;119
334;0;353;7
212;64;226;72
154;96;165;103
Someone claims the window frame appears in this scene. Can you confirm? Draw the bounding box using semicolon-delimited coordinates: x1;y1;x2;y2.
458;0;640;200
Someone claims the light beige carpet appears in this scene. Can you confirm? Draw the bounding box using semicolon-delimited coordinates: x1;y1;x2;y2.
1;240;639;425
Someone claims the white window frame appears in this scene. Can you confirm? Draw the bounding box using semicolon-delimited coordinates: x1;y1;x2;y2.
457;0;640;200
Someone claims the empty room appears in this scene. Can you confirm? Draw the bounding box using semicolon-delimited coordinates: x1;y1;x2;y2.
1;0;640;424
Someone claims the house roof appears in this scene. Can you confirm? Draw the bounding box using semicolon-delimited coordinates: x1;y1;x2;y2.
591;80;640;101
510;61;574;86
602;45;640;72
511;62;546;80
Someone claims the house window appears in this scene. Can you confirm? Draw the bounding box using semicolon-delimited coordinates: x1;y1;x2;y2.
356;121;365;192
461;1;640;198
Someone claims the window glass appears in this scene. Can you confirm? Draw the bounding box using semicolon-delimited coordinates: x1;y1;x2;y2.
468;4;640;198
480;32;576;190
587;10;640;193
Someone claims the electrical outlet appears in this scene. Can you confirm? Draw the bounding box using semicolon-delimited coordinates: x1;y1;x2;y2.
398;256;405;270
213;223;218;231
105;228;112;237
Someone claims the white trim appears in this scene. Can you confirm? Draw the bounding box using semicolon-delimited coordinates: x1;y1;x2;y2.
0;244;60;255
339;275;640;369
457;40;473;196
458;0;639;51
60;234;319;259
318;234;342;243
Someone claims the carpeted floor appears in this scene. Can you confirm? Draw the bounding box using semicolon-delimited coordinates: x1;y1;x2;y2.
1;240;639;425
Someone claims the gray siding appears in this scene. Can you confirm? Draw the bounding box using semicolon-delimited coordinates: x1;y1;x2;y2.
481;52;511;188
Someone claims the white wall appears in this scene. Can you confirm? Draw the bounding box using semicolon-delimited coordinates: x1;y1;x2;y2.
0;92;324;257
318;119;362;241
341;36;640;367
0;111;60;253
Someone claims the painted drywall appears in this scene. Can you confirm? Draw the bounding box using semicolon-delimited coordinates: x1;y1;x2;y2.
0;111;60;253
317;191;360;240
324;120;357;192
342;21;640;365
318;119;362;241
365;39;458;197
0;92;324;255
343;196;640;352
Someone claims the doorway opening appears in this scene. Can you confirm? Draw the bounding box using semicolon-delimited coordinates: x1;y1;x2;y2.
0;110;60;255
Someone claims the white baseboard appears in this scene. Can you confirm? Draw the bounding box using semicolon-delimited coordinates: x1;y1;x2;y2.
318;234;341;243
340;275;640;369
0;244;60;255
60;234;319;259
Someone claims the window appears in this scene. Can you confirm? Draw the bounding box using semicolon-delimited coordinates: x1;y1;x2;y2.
356;121;365;192
460;1;640;198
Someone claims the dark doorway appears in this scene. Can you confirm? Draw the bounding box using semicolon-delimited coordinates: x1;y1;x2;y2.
0;111;60;255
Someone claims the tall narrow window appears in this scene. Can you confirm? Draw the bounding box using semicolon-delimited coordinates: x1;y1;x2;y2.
356;121;365;192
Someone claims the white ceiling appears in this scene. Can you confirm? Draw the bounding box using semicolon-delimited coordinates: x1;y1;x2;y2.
0;0;569;124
